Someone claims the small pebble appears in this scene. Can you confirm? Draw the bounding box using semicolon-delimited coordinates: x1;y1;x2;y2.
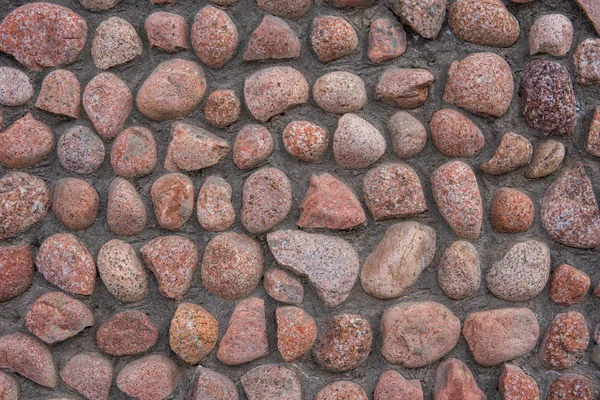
374;370;423;400
311;16;358;63
169;303;219;364
0;332;56;388
189;367;239;400
204;90;241;128
430;109;484;157
376;68;434;109
368;18;407;63
145;12;187;52
83;72;132;139
389;0;447;39
79;0;120;10
530;14;573;56
481;132;533;175
60;353;113;400
257;0;311;19
539;311;589;370
387;111;427;159
276;306;317;362
191;6;238;68
434;359;486;400
263;269;304;305
437;241;480;300
313;71;367;114
57;126;105;175
574;38;600;86
241;364;302;400
498;363;539;400
333;113;386;169
282;121;328;162
0;113;54;168
526;139;565;178
196;176;235;232
244;15;300;61
490;187;535;233
0;245;33;302
92;17;142;69
549;264;590;306
233;125;274;169
52;177;99;231
116;355;180;400
97;239;148;302
316;381;368;400
0;67;34;106
577;0;600;35
546;373;594;400
0;371;19;400
36;69;80;118
165;122;230;172
151;173;194;230
96;310;158;356
106;177;147;236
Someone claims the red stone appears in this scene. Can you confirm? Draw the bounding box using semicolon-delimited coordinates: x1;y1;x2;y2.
430;109;484;158
151;173;195;230
106;178;147;236
111;126;157;177
96;310;158;356
169;303;218;365
196;176;235;232
263;269;304;305
116;355;180;400
0;67;33;106
0;333;56;388
586;107;600;157
550;264;591;306
539;311;590;370
191;6;238;68
0;113;54;169
368;18;407;63
577;0;600;35
52;177;100;231
204;90;241;128
546;373;594;400
490;188;535;234
60;353;113;400
374;370;423;400
276;306;317;362
480;132;533;175
145;12;187;53
311;16;358;63
529;14;573;57
574;38;600;86
0;371;19;400
0;245;33;302
165;122;230;172
244;15;300;61
498;363;539;400
233;125;274;169
36;69;80;118
282;120;328;162
434;358;485;400
83;72;132;139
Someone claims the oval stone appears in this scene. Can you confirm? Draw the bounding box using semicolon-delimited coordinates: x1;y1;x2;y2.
0;333;56;388
151;173;195;231
96;311;158;356
0;245;33;302
191;6;238;68
83;72;132;139
106;178;147;236
116;355;180;400
97;239;148;303
333;113;386;169
313;71;367;114
170;303;218;365
0;67;34;106
0;113;54;169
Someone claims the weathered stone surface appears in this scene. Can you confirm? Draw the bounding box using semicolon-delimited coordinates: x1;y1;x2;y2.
530;14;573;57
145;12;187;53
430;109;484;158
79;0;120;10
388;111;427;159
437;241;480;300
96;310;158;356
189;367;239;400
111;126;157;177
282;121;328;162
368;18;407;63
264;269;304;305
267;230;359;308
233;125;274;170
52;177;99;231
257;0;311;19
197;176;235;232
0;371;19;400
316;381;368;400
550;264;590;306
374;370;423;400
165;122;229;172
313;71;367;114
92;17;142;69
0;332;56;388
480;132;533;175
490;188;535;234
577;0;600;35
526;139;565;178
546;373;594;400
36;69;80;118
376;68;434;109
0;113;54;169
498;363;539;400
170;303;218;365
276;306;317;362
311;16;358;63
241;364;302;400
390;0;447;39
539;311;590;370
434;358;486;400
60;353;113;400
151;173;194;230
0;67;33;106
191;6;238;68
204;90;241;128
116;355;180;400
574;38;600;86
57;126;104;175
333;113;386;169
0;245;33;302
586;107;600;157
83;72;132;139
106;178;147;236
244;15;300;61
97;239;148;303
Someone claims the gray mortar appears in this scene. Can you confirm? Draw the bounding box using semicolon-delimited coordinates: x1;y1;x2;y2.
0;0;599;398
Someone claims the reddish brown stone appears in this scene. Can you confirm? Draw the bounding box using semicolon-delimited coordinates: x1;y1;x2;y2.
547;373;594;400
116;355;180;400
97;239;148;302
0;371;19;400
490;187;535;234
191;6;238;68
529;14;573;57
170;303;218;365
244;15;300;61
36;69;80;118
0;67;33;106
151;173;195;230
145;12;187;53
97;310;158;356
189;367;239;400
539;311;590;370
333;113;386;169
437;241;480;300
197;176;235;232
311;16;357;63
574;38;600;86
80;0;120;11
498;363;539;400
106;178;147;237
0;245;33;302
389;0;447;39
52;177;99;231
368;18;407;63
83;72;132;139
57;126;105;175
481;132;533;175
313;71;367;114
388;111;427;159
264;269;304;305
374;370;423;400
276;306;317;362
376;68;434;109
316;381;368;400
111;126;157;177
550;264;591;306
92;17;142;70
241;365;302;400
527;139;565;178
430;109;484;158
204;90;241;128
0;332;56;388
282;121;328;162
434;358;485;400
233;125;274;170
0;113;54;169
165;122;230;172
577;0;600;35
257;0;311;19
60;353;112;400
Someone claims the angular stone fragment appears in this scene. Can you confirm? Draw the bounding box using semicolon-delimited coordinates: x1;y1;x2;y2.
233;125;274;169
57;126;105;175
0;113;54;168
390;0;447;39
388;111;427;159
316;381;368;400
539;311;589;370
368;18;407;63
267;230;359;308
276;306;317;362
377;68;434;109
83;72;132;139
0;67;33;106
437;241;480;300
116;355;180;400
145;12;187;53
530;14;573;57
92;17;142;69
204;90;241;129
165;122;229;172
106;178;147;237
244;15;300;61
313;71;367;114
0;245;33;302
333;113;386;169
264;269;304;305
282;121;328;162
490;188;535;234
574;38;600;86
498;363;539;400
241;364;302;400
546;373;594;400
434;358;486;400
189;367;239;400
311;16;358;63
197;176;235;232
550;264;591;306
97;239;148;302
526;140;565;178
191;6;238;68
430;109;484;158
96;311;158;356
381;301;460;368
257;0;311;19
0;332;56;388
52;177;99;231
151;173;194;230
480;132;533;175
170;303;218;365
0;371;18;400
60;353;112;400
374;370;423;400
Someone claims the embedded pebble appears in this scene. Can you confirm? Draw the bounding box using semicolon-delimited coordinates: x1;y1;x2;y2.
333;113;386;169
389;0;447;39
313;71;367;114
574;38;600;86
0;67;34;106
116;355;180;400
0;371;19;400
106;177;147;236
368;18;407;63
498;363;540;400
314;313;372;372
165;122;229;172
430;109;484;157
0;332;56;388
60;353;113;400
376;68;434;109
431;161;482;240
170;303;219;365
80;0;121;10
244;15;301;61
241;167;292;234
264;269;304;305
151;173;195;230
141;235;198;299
546;373;594;400
145;12;187;52
244;66;309;122
539;311;590;370
217;297;269;365
203;90;240;128
92;17;142;69
276;306;317;362
530;14;573;56
96;310;158;356
136;59;207;121
526;139;565;178
57;126;105;175
241;364;302;400
267;230;360;308
233;125;274;169
437;241;480;300
0;3;87;71
316;381;368;400
387;111;427;159
197;176;235;232
549;264;590;306
189;367;239;400
191;6;238;68
311;16;358;63
381;301;460;368
282;121;328;162
201;232;263;300
52;177;99;231
83;72;132;139
25;292;94;344
443;52;514;118
361;222;436;299
434;358;486;400
257;0;311;19
36;69;80;118
0;245;33;302
481;132;533;175
97;239;148;302
374;370;423;400
0;172;51;240
485;240;550;302
577;0;600;35
490;187;535;234
541;162;600;249
36;233;96;296
298;173;366;230
0;113;54;168
586;107;600;157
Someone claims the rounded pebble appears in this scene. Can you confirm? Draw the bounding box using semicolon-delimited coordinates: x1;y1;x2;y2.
311;16;358;64
549;264;590;306
368;18;407;63
437;241;480;300
0;113;54;169
170;303;219;364
263;269;304;305
430;109;484;158
257;0;311;19
151;173;195;230
145;11;188;53
97;239;148;303
0;332;56;388
106;177;147;236
376;68;434;109
57;126;105;175
191;6;238;68
96;310;158;356
0;67;34;106
52;177;99;231
333;113;386;169
79;0;120;10
111;126;157;177
276;306;317;362
313;71;367;114
539;311;590;370
546;373;594;400
490;187;535;234
574;38;600;86
204;89;241;128
116;355;180;400
387;111;427;159
233;125;274;169
241;364;302;400
526;139;565;179
316;381;368;400
283;121;328;162
480;132;533;175
60;353;113;400
196;176;235;231
530;14;573;56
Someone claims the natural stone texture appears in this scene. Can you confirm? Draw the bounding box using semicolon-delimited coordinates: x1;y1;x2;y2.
388;111;427;159
0;113;54;169
106;178;147;236
197;176;235;232
52;177;99;231
298;173;365;230
480;132;533;175
116;355;180;400
244;15;300;61
282;121;328;162
0;245;33;302
0;67;33;106
550;264;591;306
267;230;359;308
170;303;218;365
316;381;368;400
36;69;80;118
111;126;157;177
586;107;600;157
374;370;423;400
189;367;239;400
541;162;600;249
36;233;96;296
577;0;600;35
217;297;269;365
257;0;311;19
368;18;407;63
0;172;50;240
241;167;292;234
361;222;435;299
539;311;590;370
311;16;358;63
136;59;206;121
80;0;121;10
444;52;514;118
521;60;576;136
97;239;148;302
204;90;241;128
486;240;550;302
546;373;594;400
381;301;460;368
498;363;539;400
574;38;600;86
151;173;194;231
437;241;480;300
25;292;94;344
241;364;302;400
434;358;486;400
191;6;238;68
92;17;142;69
490;188;535;234
431;161;483;240
276;306;317;362
145;12;187;52
313;71;367;114
376;68;434;109
141;235;198;299
96;310;158;356
430;109;484;158
0;371;19;400
0;332;56;388
244;66;309;122
264;269;304;305
165;122;229;172
530;14;573;56
0;3;87;71
57;126;104;175
60;353;113;400
389;0;447;39
333;113;386;169
233;125;274;169
526;139;565;178
83;72;132;139
201;232;263;300
314;313;372;372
